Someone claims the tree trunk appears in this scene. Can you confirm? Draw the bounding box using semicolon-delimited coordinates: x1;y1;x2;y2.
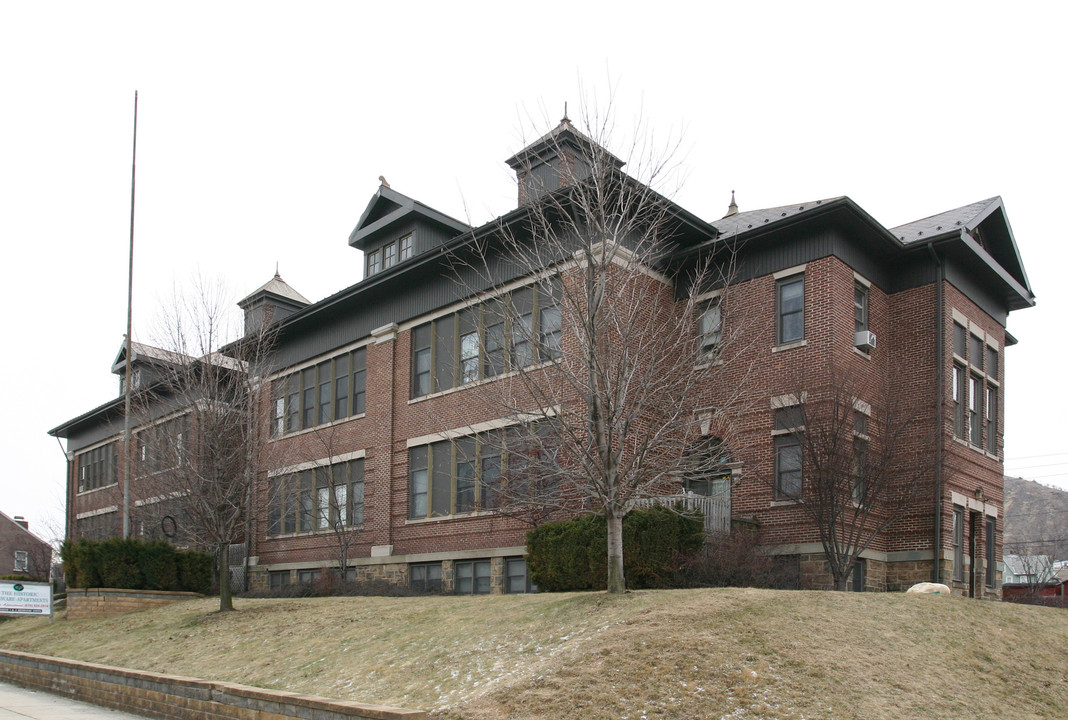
217;544;233;611
606;510;625;594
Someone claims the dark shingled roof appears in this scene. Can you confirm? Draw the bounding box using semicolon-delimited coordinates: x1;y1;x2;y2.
890;197;1001;243
709;198;844;237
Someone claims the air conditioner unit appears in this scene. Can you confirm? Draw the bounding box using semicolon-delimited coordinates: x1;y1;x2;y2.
855;330;877;351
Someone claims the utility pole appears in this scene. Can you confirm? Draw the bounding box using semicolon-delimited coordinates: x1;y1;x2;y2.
122;91;138;538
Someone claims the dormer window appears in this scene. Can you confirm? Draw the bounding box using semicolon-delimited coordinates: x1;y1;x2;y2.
367;249;382;276
400;234;413;261
383;242;397;269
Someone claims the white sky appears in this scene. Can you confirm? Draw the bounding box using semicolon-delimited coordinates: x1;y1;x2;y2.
2;2;1065;542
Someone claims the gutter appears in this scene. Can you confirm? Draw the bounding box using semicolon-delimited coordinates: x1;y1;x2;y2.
927;244;945;583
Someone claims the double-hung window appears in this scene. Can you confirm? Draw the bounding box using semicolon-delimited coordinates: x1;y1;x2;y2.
951;316;1000;454
697;297;722;361
772;405;804;500
777;275;804;345
854;281;869;333
952;506;965;582
367;249;381;277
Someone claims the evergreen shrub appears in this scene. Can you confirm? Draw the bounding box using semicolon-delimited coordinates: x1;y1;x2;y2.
60;538;212;593
527;505;704;592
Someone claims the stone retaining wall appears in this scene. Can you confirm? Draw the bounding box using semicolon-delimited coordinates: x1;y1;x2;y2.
0;649;425;720
66;589;204;620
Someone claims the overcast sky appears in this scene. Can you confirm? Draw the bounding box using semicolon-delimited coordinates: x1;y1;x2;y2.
3;2;1065;541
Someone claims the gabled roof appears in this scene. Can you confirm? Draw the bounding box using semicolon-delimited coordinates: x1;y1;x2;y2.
891;196;1033;309
349;185;470;250
111;342;191;375
238;272;310;308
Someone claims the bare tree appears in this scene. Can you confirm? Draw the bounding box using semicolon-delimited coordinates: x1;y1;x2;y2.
132;279;276;611
1004;546;1056;599
764;365;938;591
452;103;752;594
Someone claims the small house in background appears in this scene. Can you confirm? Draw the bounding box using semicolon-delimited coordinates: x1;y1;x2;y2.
0;511;53;581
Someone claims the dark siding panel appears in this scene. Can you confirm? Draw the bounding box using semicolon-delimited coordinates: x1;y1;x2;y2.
945;260;1009;325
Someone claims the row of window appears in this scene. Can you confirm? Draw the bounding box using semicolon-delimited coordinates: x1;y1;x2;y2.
136;415;187;475
366;235;414;277
408;426;551;520
951;321;998;454
412;280;561;398
270;557;534;594
268;459;365;536
77;444;117;493
272;347;367;436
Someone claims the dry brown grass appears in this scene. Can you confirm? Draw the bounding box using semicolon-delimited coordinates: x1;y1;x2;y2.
2;588;1066;719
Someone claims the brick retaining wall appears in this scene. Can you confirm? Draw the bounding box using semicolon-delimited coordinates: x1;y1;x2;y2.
0;649;425;720
66;589;204;620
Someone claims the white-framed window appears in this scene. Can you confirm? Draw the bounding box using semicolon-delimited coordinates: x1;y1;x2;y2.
777;275;804;344
367;249;381;276
399;234;413;260
854;281;869;334
697;297;722;361
383;242;397;269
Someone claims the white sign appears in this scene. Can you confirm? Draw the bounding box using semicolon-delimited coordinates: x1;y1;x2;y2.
0;580;52;616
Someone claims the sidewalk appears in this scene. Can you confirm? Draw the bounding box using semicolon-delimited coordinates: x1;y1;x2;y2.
0;681;153;719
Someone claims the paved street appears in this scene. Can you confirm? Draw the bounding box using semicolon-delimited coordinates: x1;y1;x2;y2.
0;682;153;719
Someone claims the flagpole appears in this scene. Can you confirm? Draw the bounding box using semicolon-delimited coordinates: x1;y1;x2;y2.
122;91;138;539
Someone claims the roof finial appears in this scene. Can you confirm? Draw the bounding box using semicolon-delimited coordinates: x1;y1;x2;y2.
724;190;739;218
275;261;280;279
561;102;570;124
378;175;390;188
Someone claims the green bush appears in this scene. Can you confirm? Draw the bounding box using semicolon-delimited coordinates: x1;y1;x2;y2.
527;505;704;592
61;538;212;593
176;550;214;594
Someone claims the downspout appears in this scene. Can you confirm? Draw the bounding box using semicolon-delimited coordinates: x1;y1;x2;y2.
927;244;945;583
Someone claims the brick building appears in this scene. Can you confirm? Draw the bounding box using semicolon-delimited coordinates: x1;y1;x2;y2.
50;119;1034;597
0;511;52;581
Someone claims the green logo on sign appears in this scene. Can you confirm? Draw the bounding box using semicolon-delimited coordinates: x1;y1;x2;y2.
12;584;24;592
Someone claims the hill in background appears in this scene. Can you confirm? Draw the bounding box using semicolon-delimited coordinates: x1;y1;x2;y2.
1004;475;1068;561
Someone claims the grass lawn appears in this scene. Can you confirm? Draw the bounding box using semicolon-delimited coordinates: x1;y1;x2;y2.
2;588;1066;719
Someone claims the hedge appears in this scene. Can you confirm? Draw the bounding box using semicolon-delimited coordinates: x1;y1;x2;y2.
60;538;213;594
526;505;704;591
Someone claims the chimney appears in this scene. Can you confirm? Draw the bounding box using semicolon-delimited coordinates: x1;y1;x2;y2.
13;516;28;530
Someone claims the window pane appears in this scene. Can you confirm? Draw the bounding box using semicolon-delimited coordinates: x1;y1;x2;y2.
455;437;476;513
352;349;367;415
456;562;473;594
778;277;804;344
474;561;491;594
854;283;868;333
434;315;456;392
698;300;721;358
953;323;967;357
409;447;428;519
969;335;984;370
460;331;480;384
412;324;432;398
431;441;452;516
986;346;998;378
